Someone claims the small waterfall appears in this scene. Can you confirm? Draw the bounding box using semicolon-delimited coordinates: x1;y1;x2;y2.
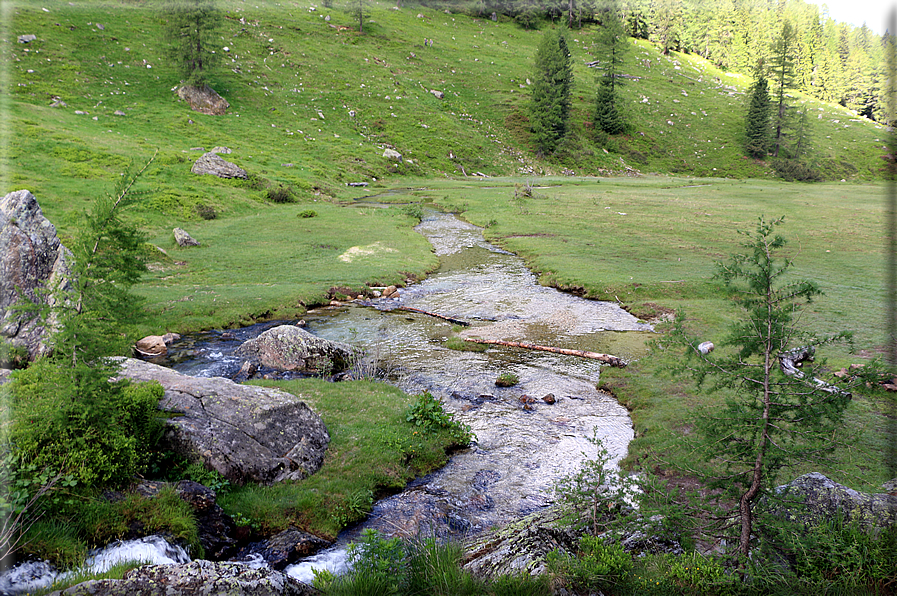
0;536;190;595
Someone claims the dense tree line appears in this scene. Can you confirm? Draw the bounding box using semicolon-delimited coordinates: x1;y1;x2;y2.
416;0;892;124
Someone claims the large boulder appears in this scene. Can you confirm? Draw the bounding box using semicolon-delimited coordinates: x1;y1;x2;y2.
47;560;318;596
177;84;229;115
769;472;897;531
117;358;329;485
236;325;360;375
0;190;73;360
191;152;247;179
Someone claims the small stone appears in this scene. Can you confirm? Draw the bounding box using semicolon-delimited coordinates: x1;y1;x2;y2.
114;110;126;116
542;393;556;404
430;89;445;99
18;34;37;43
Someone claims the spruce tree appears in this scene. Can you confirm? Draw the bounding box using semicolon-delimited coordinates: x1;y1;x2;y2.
164;0;223;87
594;6;628;135
745;62;771;158
530;28;574;155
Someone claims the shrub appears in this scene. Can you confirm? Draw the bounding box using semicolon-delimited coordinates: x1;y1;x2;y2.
267;184;295;203
194;203;217;220
10;362;165;486
298;209;318;218
406;392;473;445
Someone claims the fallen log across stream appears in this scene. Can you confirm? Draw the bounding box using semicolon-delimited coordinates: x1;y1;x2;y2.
462;338;627;367
397;306;470;326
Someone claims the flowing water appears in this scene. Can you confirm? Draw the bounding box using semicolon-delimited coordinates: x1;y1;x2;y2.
0;209;653;591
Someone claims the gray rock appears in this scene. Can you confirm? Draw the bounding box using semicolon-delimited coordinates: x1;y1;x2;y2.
210;146;232;154
463;506;580;577
173;227;200;247
18;34;37;43
430;89;445;99
0;190;74;360
117;358;330;485
191;152;247;179
47;560;319;596
382;148;402;161
770;472;897;531
113;110;126;116
176;84;229;115
236;325;360;375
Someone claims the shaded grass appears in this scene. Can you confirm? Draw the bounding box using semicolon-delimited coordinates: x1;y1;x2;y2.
21;486;201;567
219;379;467;539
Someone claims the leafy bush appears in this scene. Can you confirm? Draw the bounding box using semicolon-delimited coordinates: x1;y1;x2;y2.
10;362;165;486
406;392;473;445
298;209;318;218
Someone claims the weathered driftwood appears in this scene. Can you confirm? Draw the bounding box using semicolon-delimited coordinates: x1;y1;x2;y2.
398;306;470;326
463;338;626;367
779;346;851;398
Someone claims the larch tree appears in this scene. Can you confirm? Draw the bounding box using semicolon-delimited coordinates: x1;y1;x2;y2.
668;217;854;561
529;27;574;155
163;0;223;87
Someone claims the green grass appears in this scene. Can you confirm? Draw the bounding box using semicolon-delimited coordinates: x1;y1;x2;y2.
219;379;467;539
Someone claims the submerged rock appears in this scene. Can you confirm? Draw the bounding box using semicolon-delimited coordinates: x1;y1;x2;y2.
47;560;318;596
236;325;360;375
117;358;329;485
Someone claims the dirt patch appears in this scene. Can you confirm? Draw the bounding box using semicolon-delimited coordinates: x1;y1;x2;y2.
337;242;398;263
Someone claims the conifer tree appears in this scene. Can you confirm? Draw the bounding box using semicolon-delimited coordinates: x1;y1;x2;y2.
529;28;574;155
10;155;164;486
770;20;796;157
594;6;628;135
164;0;223;87
668;217;853;560
745;62;771;158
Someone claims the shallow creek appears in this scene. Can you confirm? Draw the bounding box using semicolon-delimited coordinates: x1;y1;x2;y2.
1;210;653;591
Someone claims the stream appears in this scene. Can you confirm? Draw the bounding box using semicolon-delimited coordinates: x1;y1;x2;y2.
0;209;652;591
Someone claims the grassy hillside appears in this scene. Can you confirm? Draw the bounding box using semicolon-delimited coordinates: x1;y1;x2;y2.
4;1;887;209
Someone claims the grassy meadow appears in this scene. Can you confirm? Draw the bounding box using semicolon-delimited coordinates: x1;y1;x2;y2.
1;0;894;577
